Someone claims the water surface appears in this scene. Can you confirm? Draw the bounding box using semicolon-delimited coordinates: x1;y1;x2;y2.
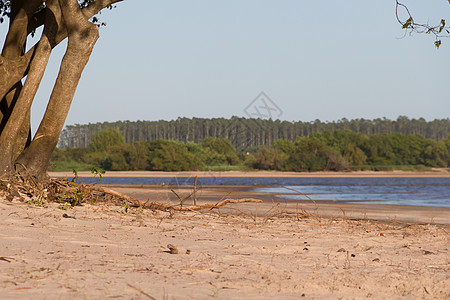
76;176;449;208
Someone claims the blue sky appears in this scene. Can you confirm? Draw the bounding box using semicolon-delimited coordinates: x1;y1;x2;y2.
2;0;450;132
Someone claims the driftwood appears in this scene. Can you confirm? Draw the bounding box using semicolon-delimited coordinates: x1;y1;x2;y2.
94;186;262;211
0;176;262;212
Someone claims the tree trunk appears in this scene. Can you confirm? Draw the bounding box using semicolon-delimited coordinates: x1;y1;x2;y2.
16;0;99;180
0;0;61;175
0;0;122;180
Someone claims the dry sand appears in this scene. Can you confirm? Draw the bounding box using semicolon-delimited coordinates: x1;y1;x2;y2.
0;199;449;299
1;171;449;299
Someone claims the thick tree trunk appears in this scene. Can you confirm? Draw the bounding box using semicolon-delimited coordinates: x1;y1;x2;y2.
15;0;99;180
0;0;122;180
0;0;60;175
0;0;42;175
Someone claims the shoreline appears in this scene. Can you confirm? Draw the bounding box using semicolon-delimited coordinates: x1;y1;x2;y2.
49;169;450;178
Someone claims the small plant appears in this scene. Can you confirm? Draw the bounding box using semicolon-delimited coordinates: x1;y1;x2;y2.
57;202;73;211
71;167;105;184
71;168;80;183
26;196;46;207
90;167;105;182
59;186;84;206
121;200;130;214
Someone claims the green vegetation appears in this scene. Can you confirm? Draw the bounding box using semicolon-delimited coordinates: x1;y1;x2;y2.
58;116;450;150
51;128;450;172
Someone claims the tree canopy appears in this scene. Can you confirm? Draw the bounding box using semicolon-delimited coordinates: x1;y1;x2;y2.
51;128;450;172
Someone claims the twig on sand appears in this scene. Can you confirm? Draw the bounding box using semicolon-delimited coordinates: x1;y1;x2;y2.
194;175;198;205
126;283;156;299
220;205;257;221
170;189;183;208
261;198;313;221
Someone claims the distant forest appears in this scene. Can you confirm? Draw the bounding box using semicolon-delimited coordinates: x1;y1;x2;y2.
51;128;450;172
58;116;450;151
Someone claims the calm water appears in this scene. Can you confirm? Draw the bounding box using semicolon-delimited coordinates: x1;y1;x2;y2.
76;176;450;207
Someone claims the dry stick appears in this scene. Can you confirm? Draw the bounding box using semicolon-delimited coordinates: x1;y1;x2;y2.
206;191;232;213
276;208;312;218
171;188;195;207
282;185;318;209
14;162;39;188
263;198;280;220
170;189;183;209
126;283;156;300
221;205;257;221
193;175;198;205
340;208;347;220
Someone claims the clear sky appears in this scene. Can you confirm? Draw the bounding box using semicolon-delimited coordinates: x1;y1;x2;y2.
2;0;450;132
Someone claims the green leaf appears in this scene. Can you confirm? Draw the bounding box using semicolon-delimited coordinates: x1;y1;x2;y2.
438;19;446;33
434;40;442;49
72;168;78;182
402;17;412;29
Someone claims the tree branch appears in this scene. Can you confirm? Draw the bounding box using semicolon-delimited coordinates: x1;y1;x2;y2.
0;0;124;119
1;0;42;59
395;0;450;48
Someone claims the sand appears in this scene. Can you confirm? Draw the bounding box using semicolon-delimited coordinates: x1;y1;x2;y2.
1;171;449;299
0;200;449;299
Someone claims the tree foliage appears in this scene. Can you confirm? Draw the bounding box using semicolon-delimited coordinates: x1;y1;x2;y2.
52;128;450;172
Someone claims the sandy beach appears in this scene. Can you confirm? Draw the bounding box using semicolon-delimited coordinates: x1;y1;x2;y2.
1;171;449;299
0;198;449;299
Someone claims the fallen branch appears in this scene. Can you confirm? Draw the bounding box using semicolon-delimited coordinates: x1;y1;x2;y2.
93;186;262;211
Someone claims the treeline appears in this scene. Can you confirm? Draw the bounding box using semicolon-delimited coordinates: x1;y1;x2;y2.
58;116;450;151
51;128;450;172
